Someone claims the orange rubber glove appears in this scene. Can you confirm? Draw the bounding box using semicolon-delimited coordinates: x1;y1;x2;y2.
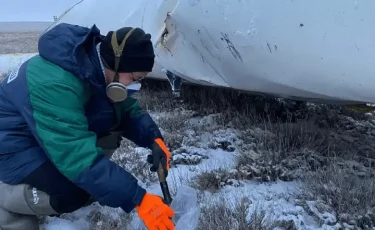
135;193;175;230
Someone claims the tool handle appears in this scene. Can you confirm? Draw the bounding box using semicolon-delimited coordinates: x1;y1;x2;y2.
157;162;173;205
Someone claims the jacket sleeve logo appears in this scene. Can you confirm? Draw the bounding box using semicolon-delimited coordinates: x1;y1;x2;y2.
6;65;21;84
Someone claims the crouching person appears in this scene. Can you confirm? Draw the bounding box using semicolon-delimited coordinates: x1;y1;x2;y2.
0;23;174;230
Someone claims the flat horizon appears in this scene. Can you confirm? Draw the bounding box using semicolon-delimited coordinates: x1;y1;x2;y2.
0;20;53;23
0;21;53;32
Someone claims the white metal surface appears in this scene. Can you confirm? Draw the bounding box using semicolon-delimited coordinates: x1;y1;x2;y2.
1;0;374;104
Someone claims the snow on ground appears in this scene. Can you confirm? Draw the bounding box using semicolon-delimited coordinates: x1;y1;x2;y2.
2;66;374;230
39;103;370;230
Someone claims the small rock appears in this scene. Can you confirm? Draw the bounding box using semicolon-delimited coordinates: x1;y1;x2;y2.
279;171;295;181
339;213;351;223
216;140;233;151
275;220;297;230
249;165;261;176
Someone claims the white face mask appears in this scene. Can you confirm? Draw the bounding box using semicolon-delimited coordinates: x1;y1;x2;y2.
106;81;141;102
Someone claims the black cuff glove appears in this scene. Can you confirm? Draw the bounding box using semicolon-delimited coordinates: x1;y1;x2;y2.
96;131;123;149
147;138;171;177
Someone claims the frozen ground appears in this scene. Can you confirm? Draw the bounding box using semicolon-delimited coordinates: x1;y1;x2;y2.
40;108;317;230
36;80;375;230
2;33;375;230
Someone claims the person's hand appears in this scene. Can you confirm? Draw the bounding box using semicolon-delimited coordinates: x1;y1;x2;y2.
147;138;171;177
135;193;175;230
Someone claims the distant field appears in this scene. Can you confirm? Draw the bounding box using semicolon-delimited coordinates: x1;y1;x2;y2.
0;21;53;54
0;21;52;32
0;32;40;54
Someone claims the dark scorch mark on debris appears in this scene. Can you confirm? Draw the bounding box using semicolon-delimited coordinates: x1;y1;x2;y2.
267;42;272;53
202;27;220;50
266;42;278;53
220;32;243;62
197;27;221;60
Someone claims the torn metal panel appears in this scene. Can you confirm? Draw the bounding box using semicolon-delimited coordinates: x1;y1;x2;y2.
152;0;375;104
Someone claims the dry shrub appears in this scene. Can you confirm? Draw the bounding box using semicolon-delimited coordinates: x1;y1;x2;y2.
233;119;333;182
151;109;194;133
189;168;233;192
88;209;135;230
123;78;375;229
111;139;158;186
133;83;179;113
197;195;286;230
233;105;375;182
300;161;375;229
253;120;332;157
137;79;310;129
160;131;184;151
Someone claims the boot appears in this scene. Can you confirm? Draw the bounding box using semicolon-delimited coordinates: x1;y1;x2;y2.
0;207;39;230
0;181;59;230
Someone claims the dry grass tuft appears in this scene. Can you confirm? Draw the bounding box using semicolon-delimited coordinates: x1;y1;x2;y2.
111;139;158;186
137;79;310;128
197;195;291;230
300;161;375;229
189;167;234;192
87;209;135;230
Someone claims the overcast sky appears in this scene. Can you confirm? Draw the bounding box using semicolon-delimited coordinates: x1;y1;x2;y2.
0;0;79;22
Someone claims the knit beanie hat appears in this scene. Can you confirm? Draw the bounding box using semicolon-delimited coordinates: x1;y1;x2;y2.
100;27;155;73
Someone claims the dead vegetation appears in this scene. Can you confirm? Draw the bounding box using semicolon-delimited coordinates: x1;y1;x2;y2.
135;78;375;229
111;139;158;187
0;32;40;54
189;167;235;192
300;162;375;229
88;209;135;230
197;194;295;230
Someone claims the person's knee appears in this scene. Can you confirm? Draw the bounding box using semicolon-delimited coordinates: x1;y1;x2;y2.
0;182;58;216
0;182;52;230
20;160;92;215
0;206;39;230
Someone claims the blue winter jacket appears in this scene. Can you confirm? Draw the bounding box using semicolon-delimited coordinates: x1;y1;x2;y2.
0;23;162;213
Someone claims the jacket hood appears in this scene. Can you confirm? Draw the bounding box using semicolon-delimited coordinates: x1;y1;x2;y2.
38;23;106;91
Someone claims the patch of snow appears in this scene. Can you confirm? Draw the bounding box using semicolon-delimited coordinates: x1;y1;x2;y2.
42;205;96;230
43;218;89;230
40;112;345;230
